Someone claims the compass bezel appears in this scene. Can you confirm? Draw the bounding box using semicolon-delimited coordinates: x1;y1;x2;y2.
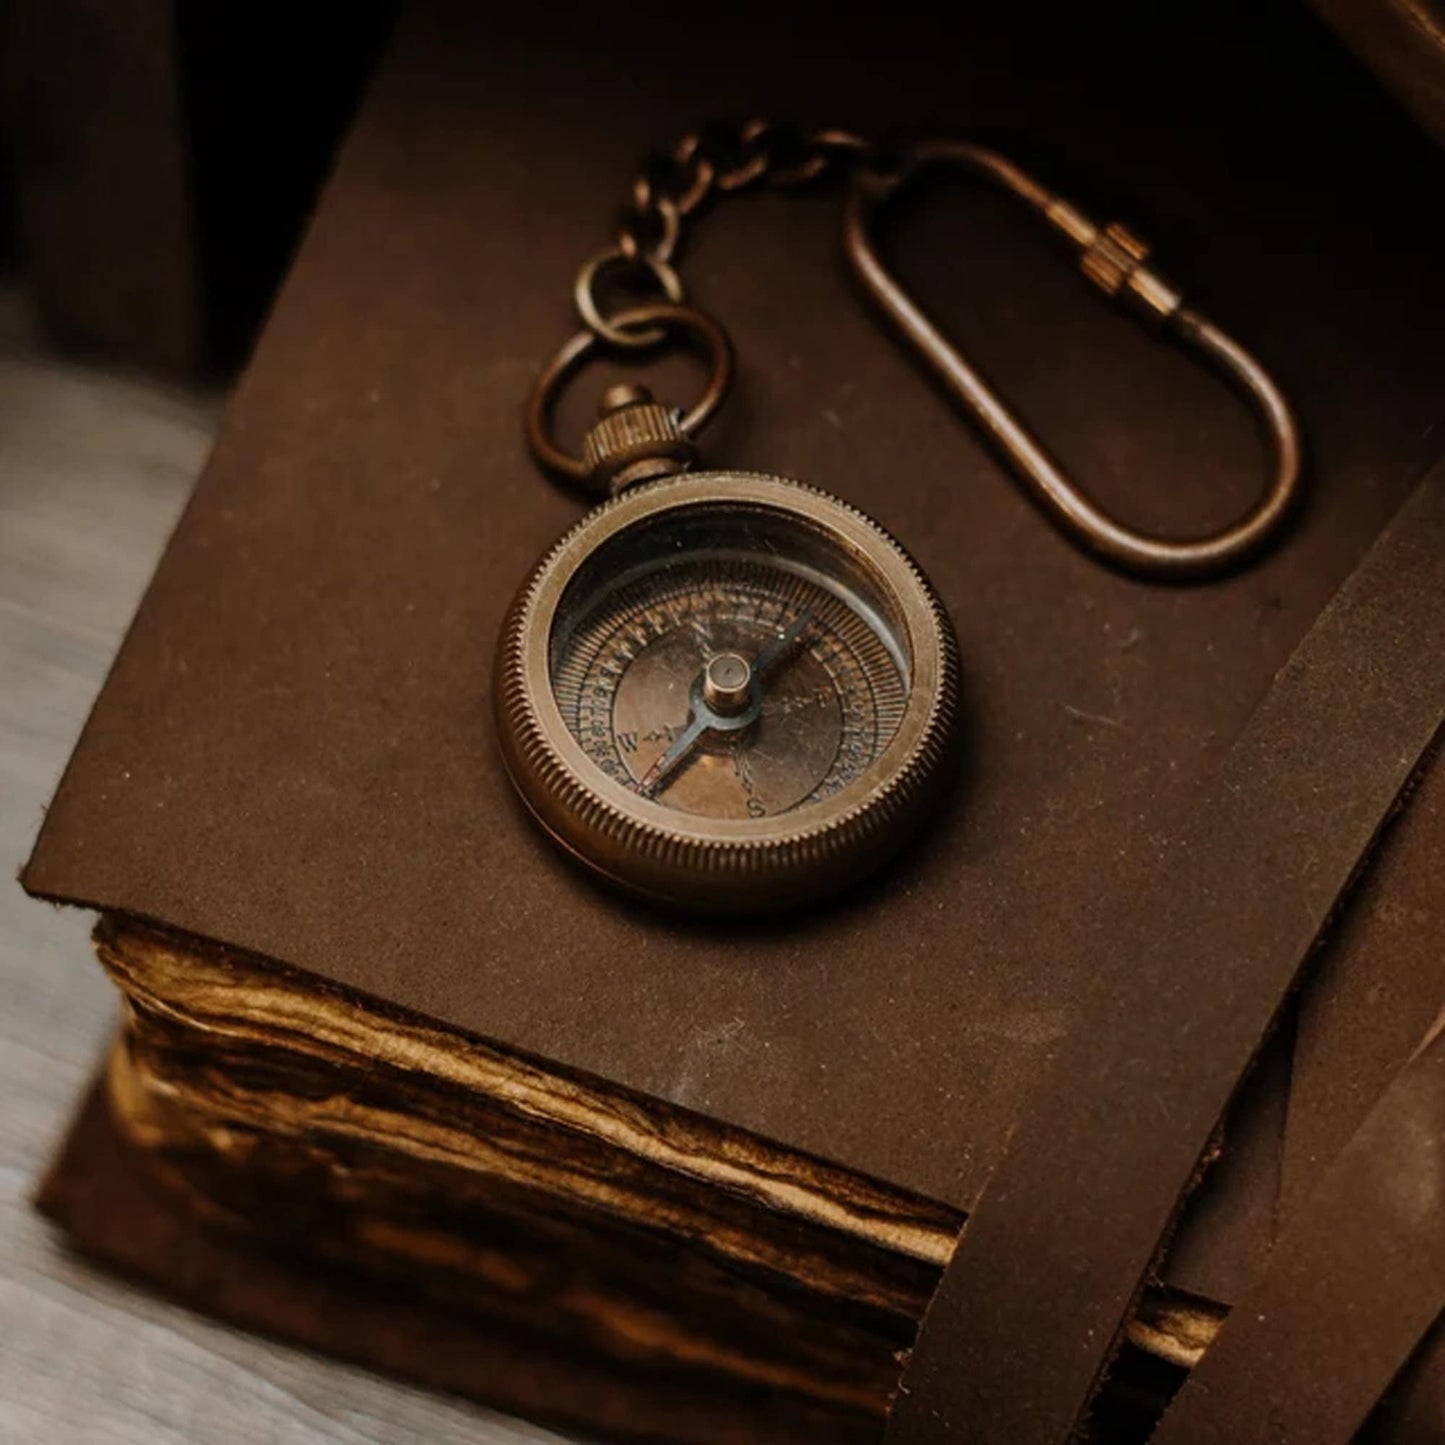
494;471;959;911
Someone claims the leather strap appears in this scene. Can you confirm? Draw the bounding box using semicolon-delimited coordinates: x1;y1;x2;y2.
1359;1318;1445;1444
1150;1016;1445;1445
887;460;1445;1444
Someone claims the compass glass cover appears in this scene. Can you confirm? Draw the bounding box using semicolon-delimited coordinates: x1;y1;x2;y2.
548;502;912;821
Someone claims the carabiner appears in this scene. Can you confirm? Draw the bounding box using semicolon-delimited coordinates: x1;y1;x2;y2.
842;141;1303;580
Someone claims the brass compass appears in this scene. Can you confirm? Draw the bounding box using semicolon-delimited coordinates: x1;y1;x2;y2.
497;122;1302;912
497;456;957;910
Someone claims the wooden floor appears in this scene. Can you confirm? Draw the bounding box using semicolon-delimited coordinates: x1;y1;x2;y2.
0;287;570;1444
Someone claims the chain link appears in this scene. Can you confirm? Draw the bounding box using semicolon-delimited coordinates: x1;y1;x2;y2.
618;120;873;266
577;121;874;347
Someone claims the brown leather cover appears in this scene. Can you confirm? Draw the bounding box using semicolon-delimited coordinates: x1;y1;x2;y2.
1151;1018;1445;1445
886;464;1445;1441
1282;751;1445;1226
19;0;1445;1432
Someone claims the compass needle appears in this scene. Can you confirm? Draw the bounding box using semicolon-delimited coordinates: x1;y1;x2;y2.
750;612;813;684
637;712;708;797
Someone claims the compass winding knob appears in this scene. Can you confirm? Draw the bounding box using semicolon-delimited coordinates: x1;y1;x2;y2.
582;385;698;494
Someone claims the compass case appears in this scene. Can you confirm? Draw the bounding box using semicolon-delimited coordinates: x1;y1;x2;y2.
23;0;1445;1441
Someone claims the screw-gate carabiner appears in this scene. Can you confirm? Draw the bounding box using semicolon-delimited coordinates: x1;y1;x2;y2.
843;141;1304;579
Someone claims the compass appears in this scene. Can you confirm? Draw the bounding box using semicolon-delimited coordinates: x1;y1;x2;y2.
495;470;959;910
499;121;1301;913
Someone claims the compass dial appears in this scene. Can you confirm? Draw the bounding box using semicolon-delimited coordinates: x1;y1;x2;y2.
496;471;958;911
551;556;907;821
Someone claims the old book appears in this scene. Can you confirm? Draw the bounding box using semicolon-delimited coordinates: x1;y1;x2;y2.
25;1;1445;1440
94;916;1214;1443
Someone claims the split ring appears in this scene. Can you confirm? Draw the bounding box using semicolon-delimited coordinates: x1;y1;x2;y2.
574;248;685;347
526;303;735;487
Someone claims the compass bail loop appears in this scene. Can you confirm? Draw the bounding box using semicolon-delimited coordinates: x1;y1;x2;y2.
526;302;735;496
843;140;1304;579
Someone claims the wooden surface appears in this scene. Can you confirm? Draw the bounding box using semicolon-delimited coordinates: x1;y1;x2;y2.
0;286;570;1443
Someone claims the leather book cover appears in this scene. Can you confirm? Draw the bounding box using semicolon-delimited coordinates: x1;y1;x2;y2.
22;0;1445;1360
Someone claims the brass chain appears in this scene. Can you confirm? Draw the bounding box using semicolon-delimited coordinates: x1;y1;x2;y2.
618;120;873;265
538;126;1306;578
576;121;873;347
